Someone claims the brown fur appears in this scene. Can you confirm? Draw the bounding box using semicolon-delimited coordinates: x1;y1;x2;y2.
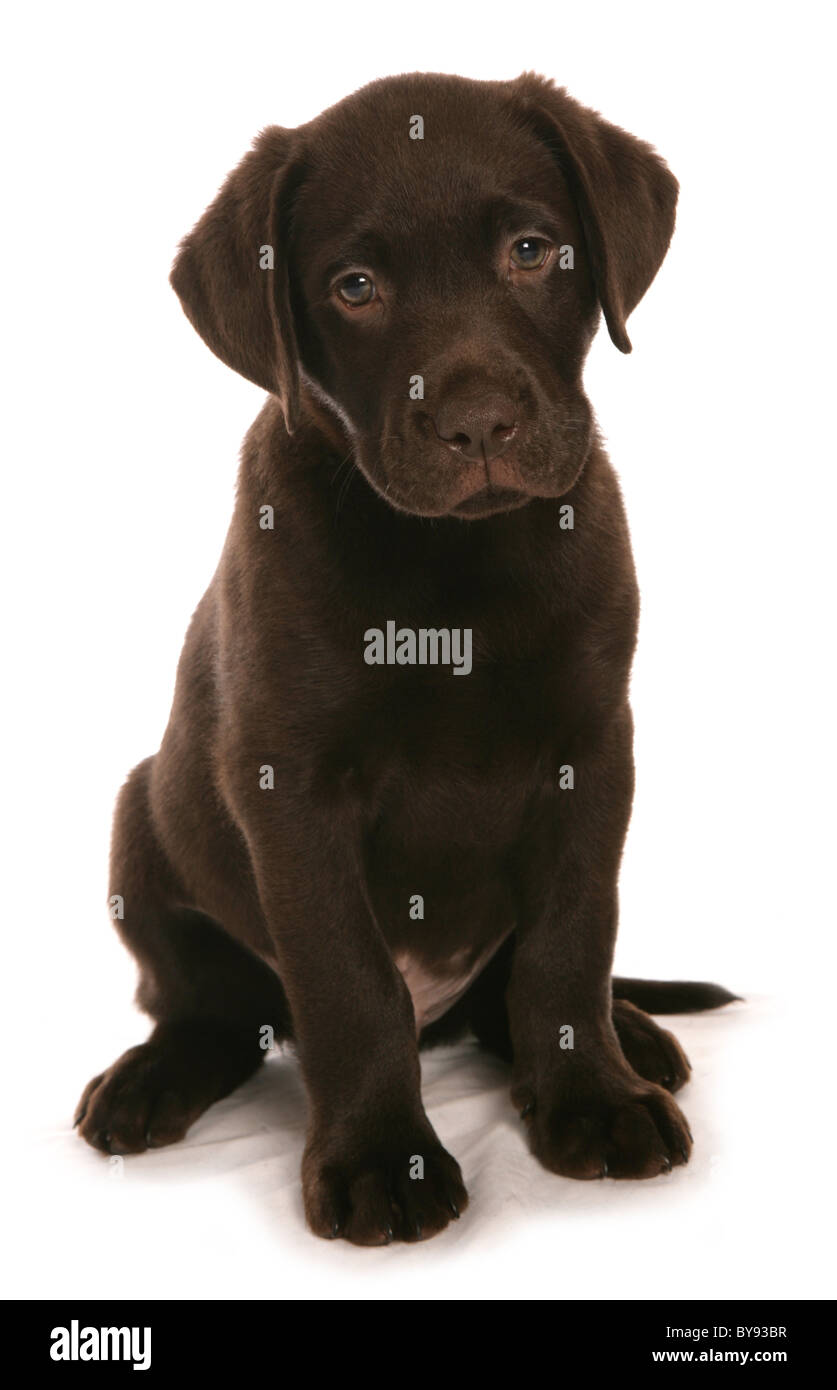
76;74;736;1244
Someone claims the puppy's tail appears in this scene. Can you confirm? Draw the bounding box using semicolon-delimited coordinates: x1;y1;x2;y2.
612;977;742;1014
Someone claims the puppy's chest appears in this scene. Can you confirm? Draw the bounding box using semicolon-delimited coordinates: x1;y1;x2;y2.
366;663;558;839
357;659;564;1030
365;736;533;1034
377;730;539;850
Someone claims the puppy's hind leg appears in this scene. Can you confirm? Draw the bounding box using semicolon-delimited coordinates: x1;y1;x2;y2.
466;944;690;1093
75;757;290;1155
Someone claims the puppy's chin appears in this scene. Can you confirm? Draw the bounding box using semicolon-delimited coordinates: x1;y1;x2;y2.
355;459;525;520
450;485;532;519
355;441;588;521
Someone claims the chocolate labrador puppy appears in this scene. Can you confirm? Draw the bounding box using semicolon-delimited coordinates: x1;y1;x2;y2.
76;73;736;1244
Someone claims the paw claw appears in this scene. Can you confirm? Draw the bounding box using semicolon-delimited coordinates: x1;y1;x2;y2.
526;1080;692;1182
305;1133;467;1245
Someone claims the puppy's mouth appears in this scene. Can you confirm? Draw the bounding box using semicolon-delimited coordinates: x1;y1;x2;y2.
451;483;531;519
355;405;594;520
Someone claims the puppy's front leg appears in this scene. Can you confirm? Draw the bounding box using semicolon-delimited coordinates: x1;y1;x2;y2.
230;769;467;1244
508;706;693;1179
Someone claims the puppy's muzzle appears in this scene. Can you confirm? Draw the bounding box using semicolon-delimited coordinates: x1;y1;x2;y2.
433;388;520;462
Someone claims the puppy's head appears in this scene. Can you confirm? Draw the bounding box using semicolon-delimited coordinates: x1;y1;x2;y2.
172;74;677;519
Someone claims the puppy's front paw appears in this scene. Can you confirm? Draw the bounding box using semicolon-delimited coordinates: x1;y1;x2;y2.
523;1079;692;1180
302;1123;468;1246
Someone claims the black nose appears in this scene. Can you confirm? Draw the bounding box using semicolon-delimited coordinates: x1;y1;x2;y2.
434;391;518;461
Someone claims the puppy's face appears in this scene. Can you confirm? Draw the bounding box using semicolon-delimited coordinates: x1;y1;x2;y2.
291;79;598;519
171;74;678;520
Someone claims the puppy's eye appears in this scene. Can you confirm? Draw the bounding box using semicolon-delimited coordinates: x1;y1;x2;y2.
510;237;550;270
336;273;376;306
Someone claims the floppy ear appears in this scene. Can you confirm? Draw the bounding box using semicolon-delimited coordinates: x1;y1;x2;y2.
170;126;303;430
510;76;678;352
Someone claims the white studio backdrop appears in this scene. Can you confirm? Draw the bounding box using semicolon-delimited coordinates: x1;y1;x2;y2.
2;0;835;1300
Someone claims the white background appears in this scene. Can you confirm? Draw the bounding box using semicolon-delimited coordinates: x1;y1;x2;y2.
2;0;835;1300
